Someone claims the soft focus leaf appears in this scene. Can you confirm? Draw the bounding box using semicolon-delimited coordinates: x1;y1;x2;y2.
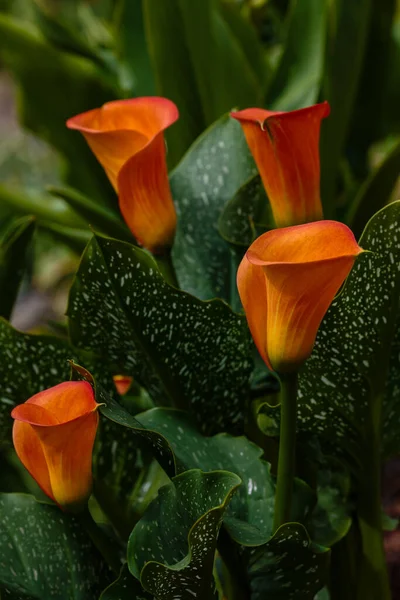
0;216;35;320
347;0;396;171
68;234;253;434
320;0;373;217
266;0;328;110
0;13;117;204
0;493;111;599
144;0;263;165
171;114;256;301
346;140;400;237
128;470;241;599
0;184;86;229
48;186;132;242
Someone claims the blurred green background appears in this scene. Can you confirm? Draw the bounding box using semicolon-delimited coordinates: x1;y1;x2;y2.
1;0;400;328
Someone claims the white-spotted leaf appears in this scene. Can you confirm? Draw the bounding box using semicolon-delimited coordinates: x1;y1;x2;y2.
67;235;253;434
128;469;241;600
170;114;257;301
0;494;111;599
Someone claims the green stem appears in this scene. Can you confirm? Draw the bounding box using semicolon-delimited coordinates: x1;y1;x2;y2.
156;251;179;287
356;395;390;600
273;371;298;531
80;505;121;574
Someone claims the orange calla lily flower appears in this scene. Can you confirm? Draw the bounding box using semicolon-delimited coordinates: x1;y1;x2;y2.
67;97;179;253
237;221;363;373
11;381;100;512
113;375;133;396
231;102;330;228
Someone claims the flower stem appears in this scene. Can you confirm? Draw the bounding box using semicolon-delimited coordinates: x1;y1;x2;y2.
80;505;121;574
273;371;298;531
356;393;390;600
156;251;179;287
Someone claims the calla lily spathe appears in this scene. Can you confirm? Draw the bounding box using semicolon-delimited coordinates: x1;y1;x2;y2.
113;375;133;396
237;221;363;373
67;97;179;253
11;381;99;512
231;102;330;228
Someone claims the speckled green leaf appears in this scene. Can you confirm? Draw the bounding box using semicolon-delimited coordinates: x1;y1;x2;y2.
0;319;74;443
248;524;329;600
100;565;152;600
71;363;177;477
67;234;252;434
128;470;241;600
0;493;111;599
218;174;271;246
266;0;328;110
0;216;35;320
262;201;400;462
170;114;257;301
136;408;313;547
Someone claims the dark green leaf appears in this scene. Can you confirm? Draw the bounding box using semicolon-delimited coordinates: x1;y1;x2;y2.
320;0;373;217
346;0;396;172
47;186;133;242
137;407;312;547
218;1;268;89
176;0;262;122
100;565;152;600
144;0;263;166
248;524;329;600
0;13;117;203
128;469;241;599
218;174;271;246
0;216;35;320
143;0;205;165
266;0;328;110
171;114;256;301
0;493;111;599
67;234;253;433
306;463;352;547
0;184;86;229
112;0;155;97
346;140;400;238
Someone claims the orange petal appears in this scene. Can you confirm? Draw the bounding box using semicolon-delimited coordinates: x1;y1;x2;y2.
113;375;133;396
30;411;99;511
19;381;98;424
67;97;178;189
241;221;363;373
118;132;177;252
231;102;329;228
237;255;271;370
12;420;54;502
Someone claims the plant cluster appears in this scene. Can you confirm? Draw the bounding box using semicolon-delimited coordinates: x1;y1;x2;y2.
0;1;399;599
